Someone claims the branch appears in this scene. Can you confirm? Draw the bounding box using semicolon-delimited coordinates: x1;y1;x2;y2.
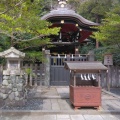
0;31;20;40
116;42;120;49
19;43;50;51
15;0;24;7
0;9;9;15
0;31;49;42
0;0;24;15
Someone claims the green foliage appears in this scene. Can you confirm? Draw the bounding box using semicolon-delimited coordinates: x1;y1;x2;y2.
92;7;120;48
79;42;95;54
91;3;120;66
78;0;117;23
113;49;120;66
25;68;33;75
94;46;111;61
0;0;60;62
24;51;43;62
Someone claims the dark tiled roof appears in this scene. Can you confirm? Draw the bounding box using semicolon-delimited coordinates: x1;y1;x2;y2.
41;8;99;27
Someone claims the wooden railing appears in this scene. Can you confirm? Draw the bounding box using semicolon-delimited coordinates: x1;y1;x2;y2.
50;54;89;66
23;63;45;86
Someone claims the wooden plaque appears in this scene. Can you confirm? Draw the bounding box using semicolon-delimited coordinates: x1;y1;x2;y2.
104;54;113;65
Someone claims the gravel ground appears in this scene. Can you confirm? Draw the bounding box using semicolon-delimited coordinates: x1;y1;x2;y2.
0;88;44;110
1;99;43;110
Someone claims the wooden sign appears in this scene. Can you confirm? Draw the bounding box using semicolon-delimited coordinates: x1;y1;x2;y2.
104;54;113;65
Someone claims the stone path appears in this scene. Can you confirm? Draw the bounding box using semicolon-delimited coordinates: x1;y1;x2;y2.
0;86;120;120
25;86;120;112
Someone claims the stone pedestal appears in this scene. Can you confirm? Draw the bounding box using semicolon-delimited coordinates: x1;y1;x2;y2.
0;47;26;107
0;71;26;107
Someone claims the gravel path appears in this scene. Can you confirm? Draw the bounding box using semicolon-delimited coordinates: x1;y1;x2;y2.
1;99;43;110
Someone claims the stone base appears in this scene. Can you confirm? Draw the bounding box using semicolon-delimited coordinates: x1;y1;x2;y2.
1;74;26;107
0;99;5;108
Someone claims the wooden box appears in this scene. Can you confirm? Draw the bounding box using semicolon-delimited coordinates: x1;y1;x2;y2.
70;85;101;109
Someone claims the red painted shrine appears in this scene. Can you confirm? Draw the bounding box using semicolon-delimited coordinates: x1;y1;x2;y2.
41;0;99;54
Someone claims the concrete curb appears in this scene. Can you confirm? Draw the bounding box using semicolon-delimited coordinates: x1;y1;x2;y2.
0;110;120;115
27;95;69;99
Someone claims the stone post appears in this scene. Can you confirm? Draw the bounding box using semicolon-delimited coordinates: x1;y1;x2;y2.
88;50;95;61
44;50;50;86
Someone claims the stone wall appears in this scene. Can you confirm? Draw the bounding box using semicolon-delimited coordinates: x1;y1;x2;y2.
0;74;26;107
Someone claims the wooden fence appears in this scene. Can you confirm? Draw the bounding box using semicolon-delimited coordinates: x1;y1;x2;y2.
27;64;120;88
100;65;120;88
23;63;46;86
0;62;120;88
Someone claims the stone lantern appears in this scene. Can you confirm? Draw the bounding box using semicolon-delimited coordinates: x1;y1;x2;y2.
0;47;25;75
0;47;26;107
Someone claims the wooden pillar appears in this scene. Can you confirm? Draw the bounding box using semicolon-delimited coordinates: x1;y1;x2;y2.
34;64;38;86
0;65;3;84
29;64;33;86
24;64;28;86
96;41;99;48
107;66;110;91
39;64;42;86
98;71;101;87
73;72;76;86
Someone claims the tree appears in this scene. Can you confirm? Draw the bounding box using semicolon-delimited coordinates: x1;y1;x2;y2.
0;0;60;62
92;13;120;48
78;0;117;23
92;4;120;65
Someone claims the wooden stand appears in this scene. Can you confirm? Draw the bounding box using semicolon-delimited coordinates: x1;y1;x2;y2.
64;61;108;110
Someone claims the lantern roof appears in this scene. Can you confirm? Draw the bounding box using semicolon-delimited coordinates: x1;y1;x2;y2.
0;47;25;58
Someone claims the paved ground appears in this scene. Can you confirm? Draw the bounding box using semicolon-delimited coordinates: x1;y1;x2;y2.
0;86;120;120
0;114;120;120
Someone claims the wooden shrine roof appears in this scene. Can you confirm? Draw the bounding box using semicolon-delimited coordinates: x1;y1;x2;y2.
64;61;108;73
